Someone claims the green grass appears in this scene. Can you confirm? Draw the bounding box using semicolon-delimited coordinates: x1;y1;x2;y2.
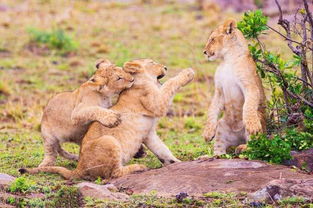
8;176;35;193
28;28;78;54
0;0;300;206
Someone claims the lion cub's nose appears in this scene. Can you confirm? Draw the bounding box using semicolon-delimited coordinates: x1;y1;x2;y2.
203;50;207;55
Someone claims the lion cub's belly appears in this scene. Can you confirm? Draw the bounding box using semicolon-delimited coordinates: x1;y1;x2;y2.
100;113;155;164
216;64;245;127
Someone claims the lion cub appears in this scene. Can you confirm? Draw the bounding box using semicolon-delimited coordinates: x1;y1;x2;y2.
202;19;266;155
20;59;194;180
39;59;134;167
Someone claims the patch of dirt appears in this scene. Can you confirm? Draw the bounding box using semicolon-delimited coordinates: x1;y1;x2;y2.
111;159;312;196
25;42;50;56
0;49;11;58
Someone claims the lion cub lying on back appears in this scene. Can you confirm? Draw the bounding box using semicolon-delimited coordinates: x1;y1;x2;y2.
39;59;134;167
21;59;194;180
202;19;266;155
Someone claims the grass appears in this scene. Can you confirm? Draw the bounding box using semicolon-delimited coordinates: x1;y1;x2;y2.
8;176;35;193
0;0;300;207
28;28;78;55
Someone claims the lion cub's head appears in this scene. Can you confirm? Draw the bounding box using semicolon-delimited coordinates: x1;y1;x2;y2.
82;59;134;96
203;18;246;61
122;59;167;85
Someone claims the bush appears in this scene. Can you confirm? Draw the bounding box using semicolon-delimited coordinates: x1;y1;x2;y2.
282;128;313;151
238;6;313;163
28;28;77;54
237;10;268;39
245;134;292;164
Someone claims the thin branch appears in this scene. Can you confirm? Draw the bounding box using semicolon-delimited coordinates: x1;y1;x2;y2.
302;0;313;84
274;0;303;55
303;0;313;29
275;0;283;20
267;25;304;46
296;76;313;88
286;89;313;108
257;59;313;108
257;59;292;112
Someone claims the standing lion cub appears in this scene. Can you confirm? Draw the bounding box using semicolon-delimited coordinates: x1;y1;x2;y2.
39;59;134;167
202;19;266;155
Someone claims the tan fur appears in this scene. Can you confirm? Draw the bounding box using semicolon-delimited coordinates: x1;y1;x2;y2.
202;19;266;155
38;59;134;167
21;59;195;180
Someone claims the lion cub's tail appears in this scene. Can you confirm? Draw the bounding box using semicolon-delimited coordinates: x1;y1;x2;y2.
19;166;78;180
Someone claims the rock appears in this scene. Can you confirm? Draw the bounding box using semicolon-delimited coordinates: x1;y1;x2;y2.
249;178;313;202
76;182;129;201
284;148;313;173
0;174;15;188
111;159;311;196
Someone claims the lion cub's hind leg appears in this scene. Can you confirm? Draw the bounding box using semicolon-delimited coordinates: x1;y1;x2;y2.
39;133;59;167
78;135;147;180
39;131;78;167
213;119;245;156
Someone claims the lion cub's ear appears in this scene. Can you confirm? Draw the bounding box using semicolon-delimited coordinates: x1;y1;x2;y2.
223;18;237;35
123;61;142;74
96;59;112;69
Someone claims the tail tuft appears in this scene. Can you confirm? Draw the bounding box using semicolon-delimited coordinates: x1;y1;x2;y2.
19;168;27;174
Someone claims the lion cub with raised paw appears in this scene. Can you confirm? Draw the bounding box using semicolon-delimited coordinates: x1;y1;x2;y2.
39;59;134;167
20;59;194;180
202;19;266;156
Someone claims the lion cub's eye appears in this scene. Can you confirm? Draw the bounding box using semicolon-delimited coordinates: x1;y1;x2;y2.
90;78;96;82
117;77;122;81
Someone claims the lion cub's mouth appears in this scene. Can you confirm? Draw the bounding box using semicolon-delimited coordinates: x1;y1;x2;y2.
157;74;165;80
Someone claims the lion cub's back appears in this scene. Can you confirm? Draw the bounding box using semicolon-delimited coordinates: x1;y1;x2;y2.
41;91;87;143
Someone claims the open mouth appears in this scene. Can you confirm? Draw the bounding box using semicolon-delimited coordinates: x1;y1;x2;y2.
157;74;165;79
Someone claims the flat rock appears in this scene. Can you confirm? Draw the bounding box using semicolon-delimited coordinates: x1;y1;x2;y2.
111;159;312;196
284;148;313;173
0;174;15;188
249;178;313;201
76;182;129;201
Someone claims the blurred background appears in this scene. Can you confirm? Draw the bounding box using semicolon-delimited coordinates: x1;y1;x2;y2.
0;0;312;203
0;0;301;132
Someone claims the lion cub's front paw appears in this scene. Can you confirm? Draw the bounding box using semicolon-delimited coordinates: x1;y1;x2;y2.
179;68;195;86
202;123;217;142
244;116;262;135
163;158;181;166
101;111;121;128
